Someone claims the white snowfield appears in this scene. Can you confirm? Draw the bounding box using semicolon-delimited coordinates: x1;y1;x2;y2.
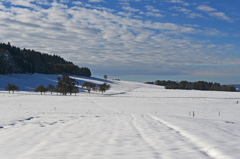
0;74;240;159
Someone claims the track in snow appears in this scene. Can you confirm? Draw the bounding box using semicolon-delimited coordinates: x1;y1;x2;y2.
131;114;231;159
0;111;234;159
131;114;208;159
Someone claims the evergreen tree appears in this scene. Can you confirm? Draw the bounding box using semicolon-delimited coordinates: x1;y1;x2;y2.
34;85;48;95
47;83;55;94
56;74;78;95
5;83;19;93
55;85;61;96
0;42;91;77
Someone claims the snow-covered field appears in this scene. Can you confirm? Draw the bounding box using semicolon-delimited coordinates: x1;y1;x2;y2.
0;74;240;159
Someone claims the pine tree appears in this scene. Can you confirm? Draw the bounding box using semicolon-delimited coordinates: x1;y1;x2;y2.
47;83;55;94
0;42;91;76
56;74;78;95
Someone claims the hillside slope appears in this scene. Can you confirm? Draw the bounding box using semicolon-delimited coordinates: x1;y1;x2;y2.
0;74;112;92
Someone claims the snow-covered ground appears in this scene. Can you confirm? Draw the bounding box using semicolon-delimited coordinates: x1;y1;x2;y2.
0;74;240;159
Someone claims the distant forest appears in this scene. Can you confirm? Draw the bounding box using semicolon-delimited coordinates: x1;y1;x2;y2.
0;42;91;77
145;80;236;92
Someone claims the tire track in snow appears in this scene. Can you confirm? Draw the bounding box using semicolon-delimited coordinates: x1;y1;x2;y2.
131;114;162;159
132;114;203;159
149;114;232;159
131;114;232;159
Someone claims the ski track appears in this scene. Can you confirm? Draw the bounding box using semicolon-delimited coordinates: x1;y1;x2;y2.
131;114;162;159
149;115;232;159
131;114;217;159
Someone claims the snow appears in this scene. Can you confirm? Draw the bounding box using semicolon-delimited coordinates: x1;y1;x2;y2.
0;74;240;159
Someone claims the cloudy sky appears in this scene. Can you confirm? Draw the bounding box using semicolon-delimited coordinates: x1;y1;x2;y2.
0;0;240;84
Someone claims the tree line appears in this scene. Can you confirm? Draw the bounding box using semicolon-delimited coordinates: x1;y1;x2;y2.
5;75;110;95
0;42;91;77
82;82;110;94
145;80;236;92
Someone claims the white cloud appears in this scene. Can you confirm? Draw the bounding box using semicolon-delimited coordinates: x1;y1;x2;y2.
117;11;132;17
145;5;160;13
35;0;51;6
197;5;216;12
60;0;69;3
146;12;164;17
122;6;140;12
188;13;203;19
207;44;217;48
72;1;83;6
167;0;189;6
0;0;237;77
171;6;203;19
209;12;233;23
5;0;40;10
171;6;190;14
197;5;233;22
88;0;104;2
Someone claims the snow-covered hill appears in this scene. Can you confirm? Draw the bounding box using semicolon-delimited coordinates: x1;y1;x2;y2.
0;74;112;92
0;74;240;159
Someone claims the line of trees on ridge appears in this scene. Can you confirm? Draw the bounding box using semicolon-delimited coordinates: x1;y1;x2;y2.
0;42;91;77
145;80;236;92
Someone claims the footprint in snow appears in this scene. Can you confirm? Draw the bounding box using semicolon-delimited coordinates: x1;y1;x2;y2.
225;121;235;124
25;117;34;121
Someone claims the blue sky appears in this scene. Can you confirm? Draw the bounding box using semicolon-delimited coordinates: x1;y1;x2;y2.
0;0;240;84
